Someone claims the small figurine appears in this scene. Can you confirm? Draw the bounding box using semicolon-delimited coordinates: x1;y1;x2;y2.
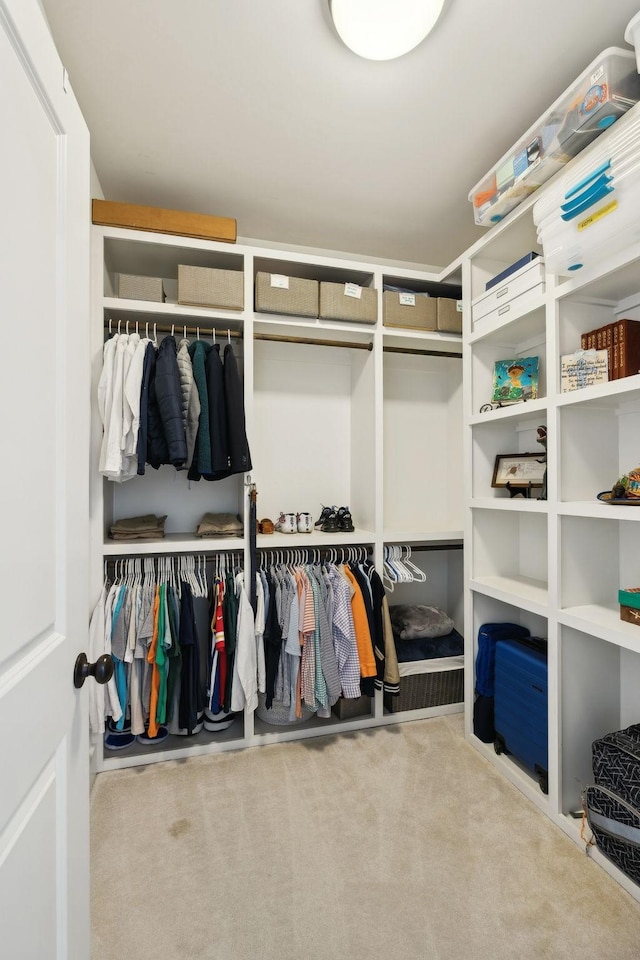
536;425;547;501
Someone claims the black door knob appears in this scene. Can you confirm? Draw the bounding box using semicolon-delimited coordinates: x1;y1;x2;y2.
73;652;114;689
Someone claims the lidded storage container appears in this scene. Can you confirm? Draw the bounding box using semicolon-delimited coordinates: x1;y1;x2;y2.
470;48;640;227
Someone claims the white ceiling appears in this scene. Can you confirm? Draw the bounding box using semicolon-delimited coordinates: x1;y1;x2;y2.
41;0;640;269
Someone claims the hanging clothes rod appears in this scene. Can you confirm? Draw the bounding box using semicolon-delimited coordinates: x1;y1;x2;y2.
399;542;463;551
103;319;461;357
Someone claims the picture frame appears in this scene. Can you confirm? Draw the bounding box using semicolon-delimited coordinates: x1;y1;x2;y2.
492;356;539;404
492;452;546;488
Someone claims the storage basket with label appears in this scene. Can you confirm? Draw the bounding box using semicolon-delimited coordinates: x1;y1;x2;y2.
383;291;436;331
255;272;318;318
177;264;244;310
319;281;378;324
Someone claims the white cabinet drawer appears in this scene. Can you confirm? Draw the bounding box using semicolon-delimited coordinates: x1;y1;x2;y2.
472;260;545;324
474;280;545;328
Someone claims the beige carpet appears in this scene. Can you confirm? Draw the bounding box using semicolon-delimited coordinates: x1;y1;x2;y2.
91;714;640;960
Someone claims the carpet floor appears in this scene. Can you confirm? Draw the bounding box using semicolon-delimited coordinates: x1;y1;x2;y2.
90;714;640;959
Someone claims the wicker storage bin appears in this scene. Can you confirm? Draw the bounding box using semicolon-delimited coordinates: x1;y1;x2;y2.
436;298;462;333
319;281;378;324
385;667;464;713
383;291;436;331
118;273;164;302
177;264;244;310
255;272;318;318
332;695;372;720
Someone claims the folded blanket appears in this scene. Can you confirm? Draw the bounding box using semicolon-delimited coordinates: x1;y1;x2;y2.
393;628;464;663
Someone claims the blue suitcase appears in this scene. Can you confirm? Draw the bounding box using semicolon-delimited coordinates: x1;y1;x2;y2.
493;637;548;794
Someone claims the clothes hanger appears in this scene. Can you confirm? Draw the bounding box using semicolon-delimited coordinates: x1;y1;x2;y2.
403;545;427;582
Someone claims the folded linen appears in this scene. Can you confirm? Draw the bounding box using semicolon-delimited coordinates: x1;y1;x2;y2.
109;514;167;540
195;512;243;538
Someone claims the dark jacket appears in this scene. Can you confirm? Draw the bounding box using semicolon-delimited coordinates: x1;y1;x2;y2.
206;343;231;479
145;347;170;471
136;341;156;475
154;336;187;467
187;340;212;480
224;344;252;475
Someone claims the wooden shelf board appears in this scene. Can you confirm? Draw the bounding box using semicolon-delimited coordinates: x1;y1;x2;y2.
471;498;548;513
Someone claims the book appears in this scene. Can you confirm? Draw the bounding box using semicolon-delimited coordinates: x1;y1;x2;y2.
616;318;640;379
561;349;608;392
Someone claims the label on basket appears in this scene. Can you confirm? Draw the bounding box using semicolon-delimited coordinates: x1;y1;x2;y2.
578;199;618;232
456;300;463;312
399;292;416;306
270;274;289;289
344;282;362;299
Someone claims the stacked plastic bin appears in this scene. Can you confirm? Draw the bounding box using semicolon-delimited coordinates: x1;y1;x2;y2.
469;48;640;227
533;100;640;274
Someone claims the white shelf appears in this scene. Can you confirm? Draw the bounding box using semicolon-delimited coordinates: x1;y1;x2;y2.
558;501;640;521
559;604;640;652
469;575;548;614
382;529;463;544
103;296;244;324
102;533;245;555
469;295;546;345
471;497;548;513
469;397;548;425
554;237;640;304
556;374;640;409
256;528;375;550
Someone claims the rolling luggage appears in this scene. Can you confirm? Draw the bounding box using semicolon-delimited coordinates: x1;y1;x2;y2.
584;724;640;882
473;622;531;742
493;637;548;793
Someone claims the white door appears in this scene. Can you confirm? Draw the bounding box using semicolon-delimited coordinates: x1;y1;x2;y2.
0;1;91;957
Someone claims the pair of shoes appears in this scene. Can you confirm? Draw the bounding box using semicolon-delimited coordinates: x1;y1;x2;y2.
258;518;275;534
275;512;313;534
315;505;336;529
319;505;355;533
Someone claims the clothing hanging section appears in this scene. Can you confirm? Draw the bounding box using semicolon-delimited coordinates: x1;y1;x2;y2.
89;553;249;749
98;321;251;483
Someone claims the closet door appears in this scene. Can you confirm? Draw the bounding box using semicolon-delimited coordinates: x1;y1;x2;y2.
0;2;91;958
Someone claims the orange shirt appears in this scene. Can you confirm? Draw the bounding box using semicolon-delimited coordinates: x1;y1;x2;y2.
342;566;377;678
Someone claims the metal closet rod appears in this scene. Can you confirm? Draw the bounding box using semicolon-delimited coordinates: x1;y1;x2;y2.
103;319;461;357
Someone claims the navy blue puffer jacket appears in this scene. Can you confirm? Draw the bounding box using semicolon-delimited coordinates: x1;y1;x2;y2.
153;336;187;467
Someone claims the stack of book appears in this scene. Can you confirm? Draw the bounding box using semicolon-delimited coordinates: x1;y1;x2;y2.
581;318;640;381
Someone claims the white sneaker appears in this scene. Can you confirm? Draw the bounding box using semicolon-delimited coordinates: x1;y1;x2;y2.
275;512;296;534
297;512;313;533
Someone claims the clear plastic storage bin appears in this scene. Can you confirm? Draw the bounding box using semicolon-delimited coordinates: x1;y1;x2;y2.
469;48;640;227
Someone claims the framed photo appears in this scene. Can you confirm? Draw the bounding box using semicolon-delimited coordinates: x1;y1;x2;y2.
492;453;546;488
492;356;539;404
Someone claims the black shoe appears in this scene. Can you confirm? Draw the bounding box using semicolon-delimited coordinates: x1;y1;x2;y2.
321;508;339;533
315;505;336;528
337;507;355;532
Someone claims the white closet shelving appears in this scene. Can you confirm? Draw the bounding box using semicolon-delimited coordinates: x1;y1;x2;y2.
463;102;640;902
90;226;464;771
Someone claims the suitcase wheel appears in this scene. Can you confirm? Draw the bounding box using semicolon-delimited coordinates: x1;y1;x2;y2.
493;735;506;756
535;765;549;795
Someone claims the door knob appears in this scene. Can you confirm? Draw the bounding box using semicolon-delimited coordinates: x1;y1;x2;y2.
73;652;114;689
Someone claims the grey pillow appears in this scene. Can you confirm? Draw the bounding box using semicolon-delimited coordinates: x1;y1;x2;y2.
390;604;454;640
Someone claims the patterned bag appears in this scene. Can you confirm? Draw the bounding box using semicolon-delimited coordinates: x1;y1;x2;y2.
584;784;640;885
592;724;640;808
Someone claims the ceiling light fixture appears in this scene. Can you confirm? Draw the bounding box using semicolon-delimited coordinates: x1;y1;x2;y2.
329;0;445;61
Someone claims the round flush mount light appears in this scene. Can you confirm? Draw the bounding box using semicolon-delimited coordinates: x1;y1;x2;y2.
329;0;445;61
